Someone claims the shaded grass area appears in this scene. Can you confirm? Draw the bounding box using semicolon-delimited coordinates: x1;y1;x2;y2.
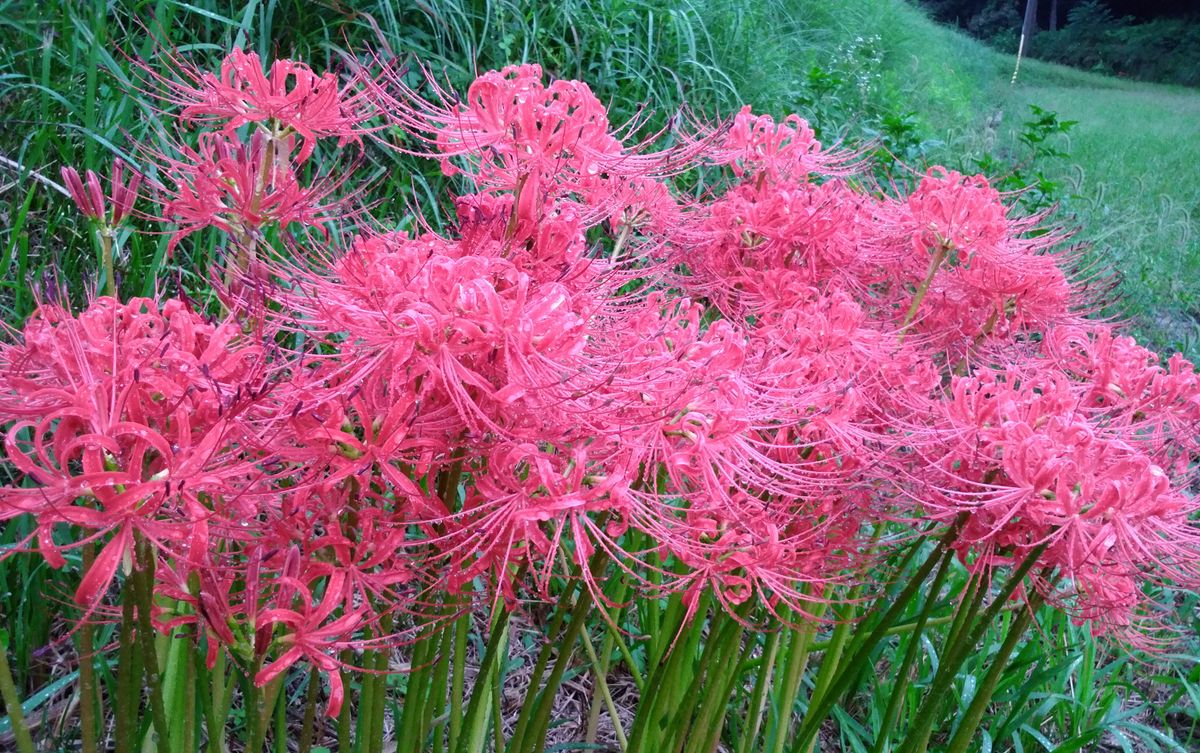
1015;77;1200;353
1;1;1198;751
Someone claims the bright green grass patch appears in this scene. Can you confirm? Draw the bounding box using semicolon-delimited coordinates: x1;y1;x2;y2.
1015;77;1200;353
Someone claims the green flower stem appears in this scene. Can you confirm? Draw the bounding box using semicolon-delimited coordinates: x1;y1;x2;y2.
0;606;36;753
896;543;1049;753
78;541;99;753
397;618;440;746
684;613;754;753
944;585;1050;753
870;548;955;753
767;616;818;753
737;629;780;753
354;652;378;753
427;621;454;753
491;644;505;753
790;519;965;752
521;583;600;753
338;649;355;752
800;585;864;753
201;647;232;753
132;539;170;747
629;592;711;753
898;240;952;342
115;577;139;753
456;608;511;753
298;668;320;753
369;619;393;753
508;551;600;752
669;610;742;749
590;590;644;693
99;230;115;298
181;638;197;753
448;607;470;752
579;624;628;751
274;678;288;753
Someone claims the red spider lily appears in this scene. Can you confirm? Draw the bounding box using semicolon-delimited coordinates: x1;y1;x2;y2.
922;341;1200;634
152;47;379;164
695;105;860;181
61;158;141;224
155;130;353;255
871;167;1081;357
0;296;277;606
375;62;707;231
6;52;1200;721
254;570;365;717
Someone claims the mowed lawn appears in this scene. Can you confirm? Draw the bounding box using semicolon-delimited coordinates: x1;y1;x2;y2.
1017;68;1200;351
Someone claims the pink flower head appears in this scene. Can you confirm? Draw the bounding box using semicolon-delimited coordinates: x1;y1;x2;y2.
902;168;1009;259
254;570;364;718
698;106;858;181
377;63;702;233
0;296;273;606
927;350;1200;635
61;158;141;224
161;48;376;163
158;131;344;254
877;167;1078;356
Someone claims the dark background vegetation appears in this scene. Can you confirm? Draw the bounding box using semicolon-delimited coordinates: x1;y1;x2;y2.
920;0;1200;86
1;1;1199;750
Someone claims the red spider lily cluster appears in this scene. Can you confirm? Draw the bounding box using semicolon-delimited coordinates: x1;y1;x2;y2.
5;51;1200;719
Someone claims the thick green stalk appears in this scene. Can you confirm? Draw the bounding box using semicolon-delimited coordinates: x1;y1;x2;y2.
582;619;623;749
700;635;759;753
683;616;753;753
943;588;1048;753
204;648;233;753
491;646;506;753
766;620;817;753
456;608;511;753
338;649;355;752
668;610;743;752
448;609;470;751
298;669;320;753
800;586;864;753
629;594;711;753
397;621;440;747
242;670;262;753
355;655;378;753
869;548;955;753
369;623;392;753
115;579;139;753
181;639;197;753
898;241;952;342
99;231;115;298
737;629;781;753
78;542;99;753
0;610;35;753
426;622;454;752
895;544;1048;753
274;680;287;753
520;585;598;753
790;521;964;752
132;541;170;747
589;589;644;693
506;564;594;751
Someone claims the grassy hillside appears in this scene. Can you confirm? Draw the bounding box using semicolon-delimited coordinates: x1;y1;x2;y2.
1;2;1198;751
751;1;1200;354
2;0;1195;348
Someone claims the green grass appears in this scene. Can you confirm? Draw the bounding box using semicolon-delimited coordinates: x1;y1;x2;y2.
1015;74;1200;352
1;1;1198;751
706;0;1200;355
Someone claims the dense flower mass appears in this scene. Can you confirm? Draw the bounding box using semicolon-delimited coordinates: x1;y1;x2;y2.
3;49;1199;730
